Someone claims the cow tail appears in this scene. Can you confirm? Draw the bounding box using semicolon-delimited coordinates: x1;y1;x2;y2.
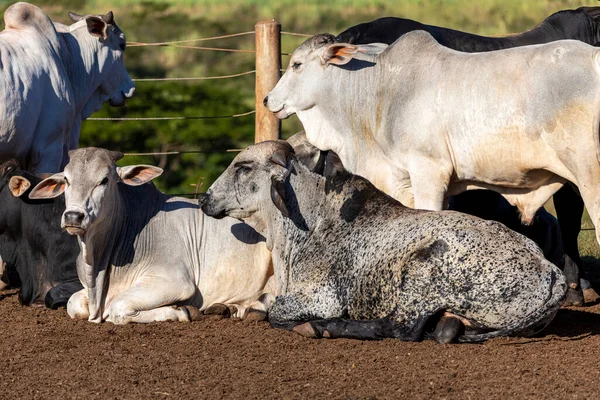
458;265;567;343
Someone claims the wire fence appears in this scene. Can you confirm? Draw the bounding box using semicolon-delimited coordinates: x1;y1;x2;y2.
101;29;311;197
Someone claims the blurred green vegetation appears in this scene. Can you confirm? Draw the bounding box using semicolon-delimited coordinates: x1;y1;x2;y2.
1;0;599;256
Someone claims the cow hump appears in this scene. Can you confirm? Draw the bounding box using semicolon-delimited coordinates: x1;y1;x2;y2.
4;2;53;32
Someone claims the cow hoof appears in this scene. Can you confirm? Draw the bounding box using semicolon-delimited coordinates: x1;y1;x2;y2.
584;288;600;305
227;305;238;318
563;287;584;307
433;316;464;344
243;308;267;322
204;303;231;317
183;305;203;321
292;322;317;338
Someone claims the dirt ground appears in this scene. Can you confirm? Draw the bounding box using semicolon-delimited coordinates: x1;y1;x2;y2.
2;289;600;400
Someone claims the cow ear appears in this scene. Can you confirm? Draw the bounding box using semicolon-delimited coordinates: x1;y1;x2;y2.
270;150;289;168
8;176;31;198
321;43;359;66
270;175;290;218
118;165;163;186
29;173;66;199
68;12;85;23
85;16;108;39
356;43;388;57
323;151;346;178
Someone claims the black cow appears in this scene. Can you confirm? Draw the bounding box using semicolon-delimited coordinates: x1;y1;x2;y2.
336;6;600;305
0;160;82;308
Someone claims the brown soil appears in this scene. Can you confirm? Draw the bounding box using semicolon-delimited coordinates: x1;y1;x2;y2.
1;289;600;400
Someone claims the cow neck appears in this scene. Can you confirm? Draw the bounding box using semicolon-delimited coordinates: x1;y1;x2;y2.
262;164;326;296
76;182;122;322
297;58;391;175
57;26;107;119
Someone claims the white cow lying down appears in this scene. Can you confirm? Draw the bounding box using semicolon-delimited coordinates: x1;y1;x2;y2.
265;32;600;245
29;148;273;324
0;2;135;173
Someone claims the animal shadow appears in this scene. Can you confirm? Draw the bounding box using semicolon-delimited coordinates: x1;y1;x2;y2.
544;307;600;338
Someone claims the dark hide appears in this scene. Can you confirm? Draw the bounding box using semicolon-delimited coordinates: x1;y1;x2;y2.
0;162;82;307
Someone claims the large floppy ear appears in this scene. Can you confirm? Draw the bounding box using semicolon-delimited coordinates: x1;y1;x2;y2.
269;149;293;217
321;43;360;66
9;176;31;198
29;173;66;199
117;165;163;186
270;175;289;218
85;15;108;39
323;151;346;178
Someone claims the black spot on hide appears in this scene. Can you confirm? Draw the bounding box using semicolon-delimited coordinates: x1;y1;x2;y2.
412;239;449;262
340;189;370;223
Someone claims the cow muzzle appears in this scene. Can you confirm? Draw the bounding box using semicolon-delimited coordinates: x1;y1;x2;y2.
264;97;291;119
62;210;87;235
109;86;136;107
200;193;228;220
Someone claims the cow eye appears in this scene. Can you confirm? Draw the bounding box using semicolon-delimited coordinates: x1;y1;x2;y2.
119;42;126;51
292;62;302;70
237;166;251;174
100;177;108;185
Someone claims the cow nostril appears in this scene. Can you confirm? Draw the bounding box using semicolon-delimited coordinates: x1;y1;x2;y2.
197;193;208;206
263;96;268;107
64;211;84;225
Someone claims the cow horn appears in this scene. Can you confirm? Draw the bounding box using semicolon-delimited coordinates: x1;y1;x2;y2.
109;151;124;162
102;11;114;25
68;12;85;22
0;159;19;177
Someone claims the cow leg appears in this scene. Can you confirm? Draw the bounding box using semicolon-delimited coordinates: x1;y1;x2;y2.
45;281;85;310
432;315;465;344
552;185;598;304
0;256;9;291
562;255;583;307
410;162;452;211
67;289;90;320
106;278;197;324
289;314;430;342
577;178;600;298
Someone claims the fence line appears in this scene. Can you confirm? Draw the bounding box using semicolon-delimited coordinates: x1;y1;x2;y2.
87;110;255;121
281;31;313;37
139;43;256;53
123;149;242;156
132;70;255;82
128;31;256;47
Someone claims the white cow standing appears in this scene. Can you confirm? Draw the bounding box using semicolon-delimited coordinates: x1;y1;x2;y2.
265;32;600;245
29;148;274;324
0;2;135;173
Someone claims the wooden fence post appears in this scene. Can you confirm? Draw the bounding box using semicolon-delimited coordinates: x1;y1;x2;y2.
255;20;282;143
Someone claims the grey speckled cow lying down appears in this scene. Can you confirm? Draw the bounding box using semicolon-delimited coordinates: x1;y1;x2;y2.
201;140;567;343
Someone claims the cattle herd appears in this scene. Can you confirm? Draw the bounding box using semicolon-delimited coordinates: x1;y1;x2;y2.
1;2;600;344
